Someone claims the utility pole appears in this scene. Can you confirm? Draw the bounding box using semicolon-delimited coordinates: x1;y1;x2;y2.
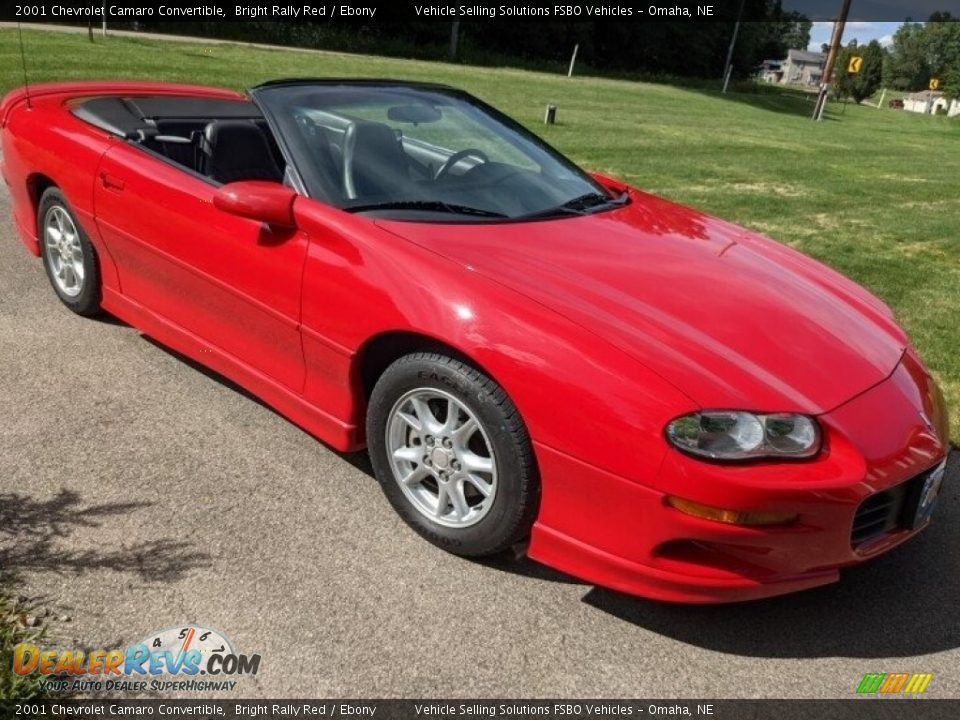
812;0;853;121
722;0;747;94
567;44;579;77
449;22;460;61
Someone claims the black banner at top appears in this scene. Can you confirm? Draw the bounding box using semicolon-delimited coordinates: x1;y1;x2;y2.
0;0;956;23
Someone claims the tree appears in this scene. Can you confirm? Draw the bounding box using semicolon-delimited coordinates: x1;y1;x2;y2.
782;20;813;51
133;2;817;81
924;16;960;98
855;41;885;103
945;65;960;100
763;1;812;51
743;1;813;66
884;22;932;90
882;17;960;97
833;41;884;103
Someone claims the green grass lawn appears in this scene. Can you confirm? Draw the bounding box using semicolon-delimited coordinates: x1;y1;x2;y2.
0;593;48;699
2;29;959;440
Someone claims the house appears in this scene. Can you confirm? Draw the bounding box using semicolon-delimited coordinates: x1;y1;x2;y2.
758;59;783;83
903;90;960;117
903;91;960;116
934;96;960;117
905;90;941;113
905;90;942;114
780;50;826;86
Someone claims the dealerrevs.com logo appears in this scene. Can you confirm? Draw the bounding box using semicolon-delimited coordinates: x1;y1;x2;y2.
857;673;933;695
13;624;260;693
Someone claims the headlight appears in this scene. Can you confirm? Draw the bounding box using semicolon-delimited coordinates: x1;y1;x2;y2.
666;411;821;461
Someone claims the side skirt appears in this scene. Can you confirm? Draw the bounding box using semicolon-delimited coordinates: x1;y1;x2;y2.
101;286;363;453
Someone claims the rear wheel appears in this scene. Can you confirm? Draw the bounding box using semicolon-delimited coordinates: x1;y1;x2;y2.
367;352;539;556
38;188;101;316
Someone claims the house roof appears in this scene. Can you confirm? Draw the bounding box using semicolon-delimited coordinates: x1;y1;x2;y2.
907;90;944;101
786;49;826;65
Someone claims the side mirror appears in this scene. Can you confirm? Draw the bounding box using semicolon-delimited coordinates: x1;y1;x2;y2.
213;181;297;228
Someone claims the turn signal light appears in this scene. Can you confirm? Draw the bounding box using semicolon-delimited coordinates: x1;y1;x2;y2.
666;496;798;526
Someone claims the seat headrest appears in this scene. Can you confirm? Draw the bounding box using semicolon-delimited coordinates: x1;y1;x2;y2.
203;120;282;185
351;122;402;151
343;121;408;199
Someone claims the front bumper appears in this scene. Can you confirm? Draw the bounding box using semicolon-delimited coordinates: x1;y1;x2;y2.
527;349;949;603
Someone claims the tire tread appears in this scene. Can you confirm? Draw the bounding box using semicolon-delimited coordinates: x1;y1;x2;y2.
37;187;102;317
368;352;539;556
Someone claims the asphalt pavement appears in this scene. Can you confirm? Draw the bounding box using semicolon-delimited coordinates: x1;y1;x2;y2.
1;184;958;699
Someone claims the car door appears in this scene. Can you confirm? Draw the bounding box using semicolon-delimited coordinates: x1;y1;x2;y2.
93;142;307;391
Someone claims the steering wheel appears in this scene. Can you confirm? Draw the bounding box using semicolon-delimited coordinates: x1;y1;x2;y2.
434;149;489;181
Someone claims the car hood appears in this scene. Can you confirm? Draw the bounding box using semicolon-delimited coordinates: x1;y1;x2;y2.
376;190;907;414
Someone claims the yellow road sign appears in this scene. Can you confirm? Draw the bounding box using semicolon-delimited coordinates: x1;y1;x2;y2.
848;56;863;74
930;78;941;91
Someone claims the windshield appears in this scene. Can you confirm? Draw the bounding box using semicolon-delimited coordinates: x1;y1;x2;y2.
252;81;620;222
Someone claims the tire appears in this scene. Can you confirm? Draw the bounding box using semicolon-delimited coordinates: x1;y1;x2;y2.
38;187;101;316
367;352;539;557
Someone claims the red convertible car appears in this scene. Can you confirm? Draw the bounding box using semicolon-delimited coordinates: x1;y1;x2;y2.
0;79;949;602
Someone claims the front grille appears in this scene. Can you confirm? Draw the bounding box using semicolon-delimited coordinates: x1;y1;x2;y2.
851;486;909;546
851;465;941;547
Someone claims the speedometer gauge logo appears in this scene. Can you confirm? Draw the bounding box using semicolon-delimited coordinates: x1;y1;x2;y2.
133;623;258;677
139;625;234;670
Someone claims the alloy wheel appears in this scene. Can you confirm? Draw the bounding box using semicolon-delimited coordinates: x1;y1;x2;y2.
43;205;85;298
386;388;498;528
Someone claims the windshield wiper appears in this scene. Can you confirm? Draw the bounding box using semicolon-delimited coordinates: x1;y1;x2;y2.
345;200;507;218
520;191;629;220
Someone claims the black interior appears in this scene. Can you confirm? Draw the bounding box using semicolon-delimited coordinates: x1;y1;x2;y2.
342;121;412;199
73;93;594;219
202;120;283;184
73;95;286;184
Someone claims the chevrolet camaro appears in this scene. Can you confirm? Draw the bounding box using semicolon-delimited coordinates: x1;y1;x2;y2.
0;79;948;602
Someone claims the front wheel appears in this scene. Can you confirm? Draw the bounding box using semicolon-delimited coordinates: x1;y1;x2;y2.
38;187;101;316
367;353;539;557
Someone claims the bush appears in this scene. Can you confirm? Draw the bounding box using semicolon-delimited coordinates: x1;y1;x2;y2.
0;592;49;700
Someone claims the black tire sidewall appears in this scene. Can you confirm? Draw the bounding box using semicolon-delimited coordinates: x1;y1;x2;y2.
38;188;101;316
367;354;537;557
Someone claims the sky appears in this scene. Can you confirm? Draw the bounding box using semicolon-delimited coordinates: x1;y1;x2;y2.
807;21;908;51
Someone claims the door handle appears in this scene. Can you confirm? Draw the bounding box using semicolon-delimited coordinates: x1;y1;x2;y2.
99;171;125;191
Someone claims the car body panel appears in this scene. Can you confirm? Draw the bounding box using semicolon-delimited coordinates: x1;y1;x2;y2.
292;198;696;479
530;347;947;602
377;189;908;415
0;80;949;603
94;142;308;390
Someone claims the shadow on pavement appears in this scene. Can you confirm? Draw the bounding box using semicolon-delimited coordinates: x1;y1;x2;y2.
141;336;266;409
0;489;211;585
86;311;128;327
582;453;960;659
340;449;582;585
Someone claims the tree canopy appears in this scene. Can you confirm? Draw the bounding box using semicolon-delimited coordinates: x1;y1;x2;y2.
884;16;960;98
834;41;884;103
138;3;812;81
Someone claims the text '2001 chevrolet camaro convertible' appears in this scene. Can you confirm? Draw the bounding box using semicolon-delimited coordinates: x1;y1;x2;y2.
0;78;949;602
